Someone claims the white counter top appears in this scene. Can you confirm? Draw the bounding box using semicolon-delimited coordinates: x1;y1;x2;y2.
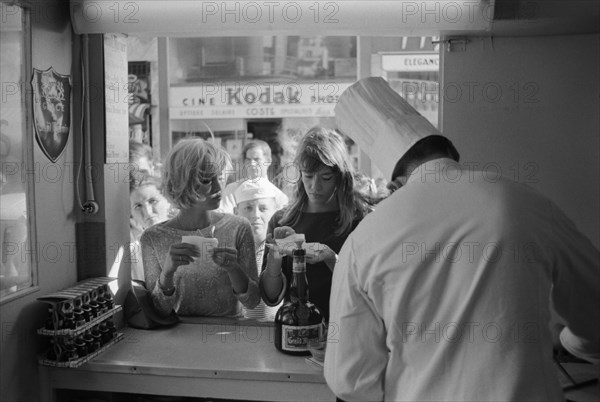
39;321;334;402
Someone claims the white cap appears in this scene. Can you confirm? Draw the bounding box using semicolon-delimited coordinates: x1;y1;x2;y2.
233;178;280;205
335;77;442;180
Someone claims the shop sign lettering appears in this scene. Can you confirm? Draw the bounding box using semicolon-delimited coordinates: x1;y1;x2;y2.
382;53;440;72
170;82;352;119
226;86;300;105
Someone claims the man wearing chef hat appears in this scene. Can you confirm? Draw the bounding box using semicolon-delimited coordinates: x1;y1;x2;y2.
324;77;600;401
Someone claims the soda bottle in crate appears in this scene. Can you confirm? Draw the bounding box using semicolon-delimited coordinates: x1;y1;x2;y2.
37;277;124;367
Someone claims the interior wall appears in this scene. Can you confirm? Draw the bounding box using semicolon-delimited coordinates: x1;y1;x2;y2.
440;33;600;249
0;2;76;402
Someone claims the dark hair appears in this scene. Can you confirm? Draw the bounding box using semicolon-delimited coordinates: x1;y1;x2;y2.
279;127;368;236
391;135;460;181
242;140;272;162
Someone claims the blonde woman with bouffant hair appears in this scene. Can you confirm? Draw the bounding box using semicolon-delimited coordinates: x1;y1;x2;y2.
162;139;231;210
141;138;260;318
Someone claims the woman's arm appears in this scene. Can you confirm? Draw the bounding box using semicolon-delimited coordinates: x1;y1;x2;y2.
259;215;284;304
140;232;179;317
259;215;296;305
213;219;260;309
305;243;338;272
259;244;287;305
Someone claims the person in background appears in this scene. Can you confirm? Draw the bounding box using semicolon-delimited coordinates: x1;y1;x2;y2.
373;176;391;200
233;178;282;321
129;140;156;175
219;139;288;214
259;127;371;322
129;173;174;240
141;139;260;317
129;141;158;240
353;171;386;209
109;172;174;282
325;77;600;401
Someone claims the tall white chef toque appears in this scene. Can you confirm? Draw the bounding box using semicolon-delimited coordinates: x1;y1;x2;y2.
335;76;444;180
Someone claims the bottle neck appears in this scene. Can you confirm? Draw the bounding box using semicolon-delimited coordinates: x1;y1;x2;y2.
290;248;308;302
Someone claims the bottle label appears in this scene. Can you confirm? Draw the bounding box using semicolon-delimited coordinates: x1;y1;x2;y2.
281;323;322;352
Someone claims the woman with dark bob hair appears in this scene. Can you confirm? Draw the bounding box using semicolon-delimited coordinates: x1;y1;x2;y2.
259;126;371;321
141;138;260;317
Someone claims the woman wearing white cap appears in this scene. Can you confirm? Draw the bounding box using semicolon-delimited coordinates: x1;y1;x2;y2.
233;178;282;321
259;127;371;322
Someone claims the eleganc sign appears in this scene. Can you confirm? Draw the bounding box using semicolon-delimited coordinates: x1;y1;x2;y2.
381;53;440;72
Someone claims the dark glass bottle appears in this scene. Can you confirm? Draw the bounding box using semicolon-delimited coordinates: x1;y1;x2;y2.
274;243;324;355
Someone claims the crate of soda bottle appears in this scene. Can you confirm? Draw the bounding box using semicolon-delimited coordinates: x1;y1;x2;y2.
37;277;124;368
38;323;124;368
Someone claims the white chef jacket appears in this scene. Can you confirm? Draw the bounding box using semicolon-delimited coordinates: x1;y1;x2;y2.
325;158;600;402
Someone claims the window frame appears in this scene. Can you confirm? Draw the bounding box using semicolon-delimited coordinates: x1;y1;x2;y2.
0;3;39;304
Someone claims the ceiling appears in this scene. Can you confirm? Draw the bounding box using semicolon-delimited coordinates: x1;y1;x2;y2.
70;0;600;37
482;0;600;37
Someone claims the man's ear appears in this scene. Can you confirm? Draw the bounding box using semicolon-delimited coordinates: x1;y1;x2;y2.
386;176;405;193
233;206;238;215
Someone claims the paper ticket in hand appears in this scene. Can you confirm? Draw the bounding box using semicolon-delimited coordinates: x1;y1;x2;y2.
273;234;325;258
274;233;305;255
304;242;326;259
182;236;218;261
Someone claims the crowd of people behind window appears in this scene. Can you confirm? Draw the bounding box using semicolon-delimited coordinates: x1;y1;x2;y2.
116;129;386;321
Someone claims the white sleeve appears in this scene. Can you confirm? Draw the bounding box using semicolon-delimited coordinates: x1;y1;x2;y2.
550;202;600;363
324;235;387;402
275;188;289;209
217;182;237;214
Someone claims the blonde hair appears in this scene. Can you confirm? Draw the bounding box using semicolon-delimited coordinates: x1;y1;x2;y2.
163;139;231;209
279;127;367;236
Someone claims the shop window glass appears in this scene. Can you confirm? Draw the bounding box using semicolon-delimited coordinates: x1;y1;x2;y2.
371;36;440;128
165;35;358;189
1;5;35;301
169;36;356;83
363;36;440;181
120;33;440;320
